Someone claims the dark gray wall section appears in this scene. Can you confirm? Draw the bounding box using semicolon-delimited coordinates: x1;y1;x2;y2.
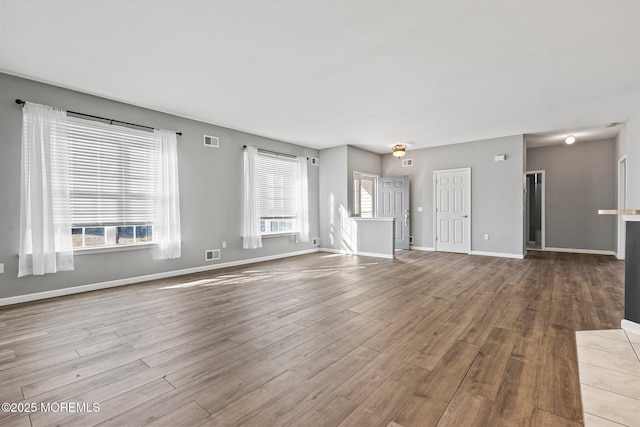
527;139;615;251
0;73;319;299
382;135;524;255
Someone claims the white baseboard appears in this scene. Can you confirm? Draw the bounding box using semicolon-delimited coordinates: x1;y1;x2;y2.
319;247;394;260
544;247;616;256
410;246;435;251
621;319;640;337
0;248;320;307
469;251;524;259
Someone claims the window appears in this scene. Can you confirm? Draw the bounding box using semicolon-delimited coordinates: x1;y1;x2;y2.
67;117;156;248
353;172;378;217
256;153;298;235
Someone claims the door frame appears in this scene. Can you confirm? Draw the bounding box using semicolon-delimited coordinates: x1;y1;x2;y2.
377;175;411;250
433;167;472;254
525;170;546;251
618;155;627;259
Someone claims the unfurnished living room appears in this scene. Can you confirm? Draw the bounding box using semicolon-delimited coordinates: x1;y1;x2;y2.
1;2;640;426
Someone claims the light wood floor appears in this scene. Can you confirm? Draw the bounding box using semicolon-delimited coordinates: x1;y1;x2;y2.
0;250;625;427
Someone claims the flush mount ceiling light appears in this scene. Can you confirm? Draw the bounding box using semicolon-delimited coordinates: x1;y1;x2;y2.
565;135;576;145
392;144;407;158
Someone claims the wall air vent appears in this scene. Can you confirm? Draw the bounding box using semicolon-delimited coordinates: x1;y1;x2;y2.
203;135;219;148
205;249;221;261
402;159;413;167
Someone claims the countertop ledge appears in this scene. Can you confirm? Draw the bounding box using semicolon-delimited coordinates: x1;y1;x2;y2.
598;209;640;215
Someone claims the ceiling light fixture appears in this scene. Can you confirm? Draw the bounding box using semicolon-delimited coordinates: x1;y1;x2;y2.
565;135;576;145
392;144;407;158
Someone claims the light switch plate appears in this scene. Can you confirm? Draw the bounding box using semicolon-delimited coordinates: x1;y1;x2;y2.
0;263;4;274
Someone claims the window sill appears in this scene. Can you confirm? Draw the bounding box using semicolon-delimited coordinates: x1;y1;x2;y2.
261;232;297;238
73;243;155;255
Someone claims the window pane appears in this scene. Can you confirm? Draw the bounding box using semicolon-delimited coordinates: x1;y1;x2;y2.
136;226;153;242
67;117;156;227
117;226;134;244
260;221;266;232
361;178;375;217
72;228;83;248
84;227;105;247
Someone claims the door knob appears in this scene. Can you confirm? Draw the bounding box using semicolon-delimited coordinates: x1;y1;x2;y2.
463;214;469;218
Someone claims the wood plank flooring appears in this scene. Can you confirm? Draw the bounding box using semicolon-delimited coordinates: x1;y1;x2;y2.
0;250;624;426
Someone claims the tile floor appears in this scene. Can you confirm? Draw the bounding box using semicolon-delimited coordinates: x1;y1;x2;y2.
576;329;640;427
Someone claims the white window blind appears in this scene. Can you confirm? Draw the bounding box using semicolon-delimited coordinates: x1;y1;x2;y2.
67;117;157;226
256;153;297;219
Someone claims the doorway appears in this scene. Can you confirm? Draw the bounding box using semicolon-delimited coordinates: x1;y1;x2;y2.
525;171;545;250
434;168;471;254
377;176;410;249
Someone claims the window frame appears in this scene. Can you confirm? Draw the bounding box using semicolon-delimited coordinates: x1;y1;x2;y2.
353;171;379;218
256;152;300;237
66;116;158;251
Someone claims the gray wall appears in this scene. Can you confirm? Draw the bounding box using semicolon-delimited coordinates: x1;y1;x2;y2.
620;105;640;208
318;145;348;251
382;135;525;256
0;73;319;299
346;145;382;217
527;139;616;252
319;145;384;252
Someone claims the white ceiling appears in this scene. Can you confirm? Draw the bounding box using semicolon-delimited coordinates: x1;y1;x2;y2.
526;124;621;149
2;1;640;154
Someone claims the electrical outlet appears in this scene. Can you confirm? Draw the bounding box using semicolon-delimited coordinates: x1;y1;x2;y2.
484;234;489;240
222;241;227;249
312;237;320;246
0;263;4;274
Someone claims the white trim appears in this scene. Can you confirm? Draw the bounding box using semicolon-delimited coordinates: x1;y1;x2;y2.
410;246;435;251
319;247;394;259
470;251;524;259
73;243;155;255
347;217;395;222
525;170;546;250
544;247;616;256
0;249;319;307
621;319;640;337
617;155;628;259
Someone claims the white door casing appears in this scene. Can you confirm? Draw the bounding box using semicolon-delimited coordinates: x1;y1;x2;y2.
378;176;410;250
434;168;471;254
618;155;627;260
525;170;546;250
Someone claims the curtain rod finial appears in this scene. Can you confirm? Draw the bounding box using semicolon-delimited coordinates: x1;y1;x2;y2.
15;99;25;105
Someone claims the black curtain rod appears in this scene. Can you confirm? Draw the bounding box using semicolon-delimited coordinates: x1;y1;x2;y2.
243;145;308;160
15;99;182;136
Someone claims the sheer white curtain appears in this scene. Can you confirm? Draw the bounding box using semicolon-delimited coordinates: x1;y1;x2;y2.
243;146;262;249
296;157;310;243
19;102;74;277
154;129;182;260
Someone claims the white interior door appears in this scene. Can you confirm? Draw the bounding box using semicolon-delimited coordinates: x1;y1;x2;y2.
378;176;410;249
434;168;471;253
